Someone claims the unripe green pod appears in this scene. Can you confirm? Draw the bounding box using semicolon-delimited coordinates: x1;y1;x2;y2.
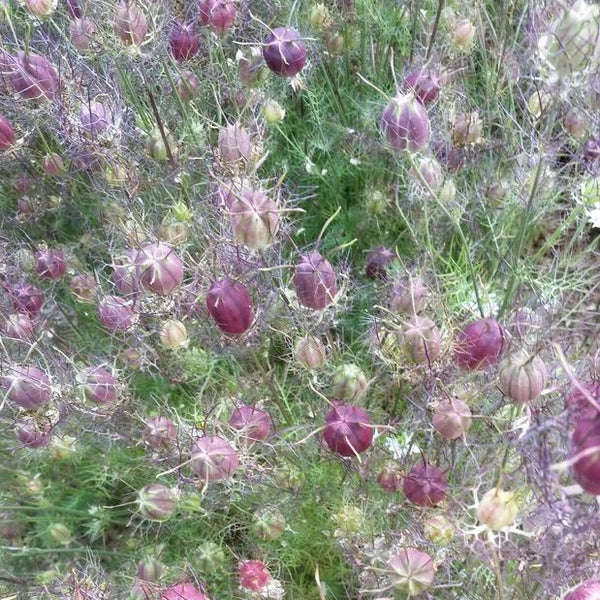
498;349;547;403
331;364;367;401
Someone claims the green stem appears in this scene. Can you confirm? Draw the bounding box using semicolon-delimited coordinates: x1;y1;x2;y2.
497;156;545;318
405;152;484;317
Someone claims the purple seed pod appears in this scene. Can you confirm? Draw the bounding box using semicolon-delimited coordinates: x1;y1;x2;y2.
190;435;239;482
455;317;505;370
381;93;430;153
143;415;178;451
403;462;447;507
263;27;307;77
9;283;44;316
12;174;33;196
230;186;280;250
114;1;147;46
137;484;178;521
229;405;271;443
218;122;251;166
365;246;395;280
323;404;374;457
161;582;209;600
34;248;67;280
3;313;34;339
404;67;441;105
79;366;118;404
387;548;436;596
565;580;600;600
565;382;600;421
169;21;200;61
571;416;600;495
70;18;97;51
112;249;141;296
376;462;403;492
97;295;137;332
199;0;237;35
42;153;65;176
239;560;270;591
0;115;16;149
136;242;184;296
1;365;52;410
175;70;200;103
206;277;253;335
15;416;52;448
432;397;472;439
79;100;113;138
293;251;338;310
0;50;59;102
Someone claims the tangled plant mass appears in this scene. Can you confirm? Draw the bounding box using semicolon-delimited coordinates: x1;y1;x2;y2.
1;0;600;598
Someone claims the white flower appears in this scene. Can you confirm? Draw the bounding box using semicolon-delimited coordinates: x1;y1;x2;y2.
587;206;600;229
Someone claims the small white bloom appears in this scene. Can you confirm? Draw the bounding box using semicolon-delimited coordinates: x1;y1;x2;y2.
587;206;600;228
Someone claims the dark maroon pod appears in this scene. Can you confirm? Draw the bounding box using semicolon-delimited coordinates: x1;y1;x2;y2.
79;366;118;404
206;277;253;335
0;115;16;149
381;93;430;153
97;295;137;332
323;404;374;457
570;416;600;495
404;67;440;105
263;27;307;77
365;246;395;280
2;365;52;410
229;405;271;443
293;251;337;310
0;50;59;101
169;21;200;61
35;248;67;280
403;462;447;507
9;283;44;316
199;0;237;35
455;317;504;370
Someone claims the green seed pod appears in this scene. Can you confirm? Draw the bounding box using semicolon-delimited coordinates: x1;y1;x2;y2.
498;349;547;403
331;363;367;401
538;1;600;75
